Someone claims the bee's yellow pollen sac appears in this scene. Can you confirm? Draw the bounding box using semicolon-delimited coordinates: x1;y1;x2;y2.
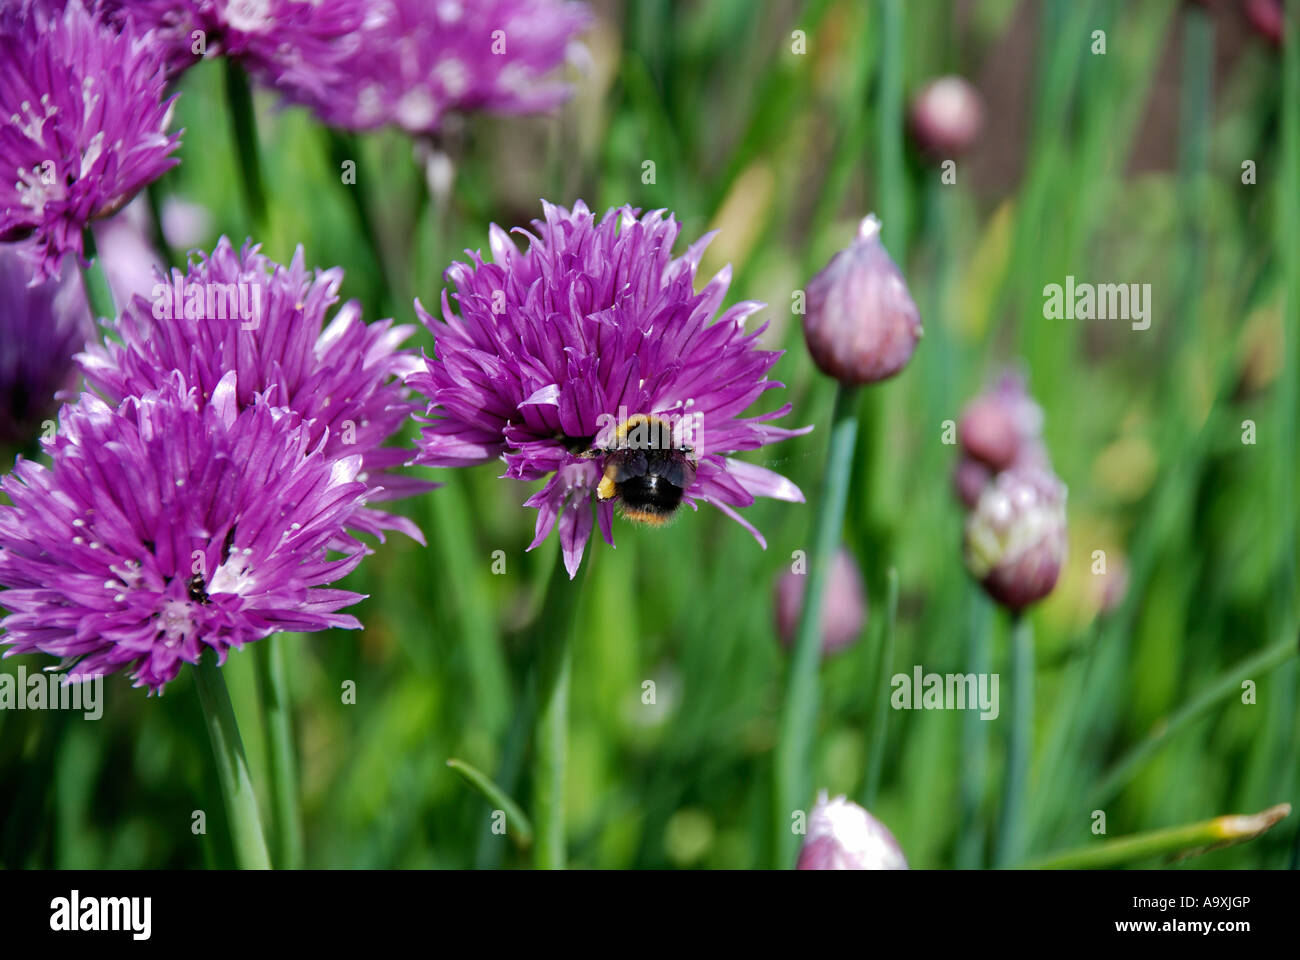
597;471;617;501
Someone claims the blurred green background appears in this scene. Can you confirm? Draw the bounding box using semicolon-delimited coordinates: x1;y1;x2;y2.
2;0;1297;869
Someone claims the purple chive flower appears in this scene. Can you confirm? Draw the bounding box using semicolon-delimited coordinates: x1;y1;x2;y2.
78;237;432;542
0;246;93;452
0;0;180;280
773;548;867;657
796;791;908;870
963;465;1068;611
96;0;370;96
803;215;923;385
290;0;592;133
409;200;810;578
0;372;369;692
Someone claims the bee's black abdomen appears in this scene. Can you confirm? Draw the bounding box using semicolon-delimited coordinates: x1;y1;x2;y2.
618;473;684;519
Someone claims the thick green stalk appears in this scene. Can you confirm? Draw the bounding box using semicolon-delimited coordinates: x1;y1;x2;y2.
995;612;1033;868
223;61;267;233
1023;803;1291;870
194;652;271;870
955;589;994;868
774;383;859;867
325;129;397;313
875;0;906;259
848;0;905;587
429;475;511;737
531;547;586;869
255;633;302;869
79;227;116;321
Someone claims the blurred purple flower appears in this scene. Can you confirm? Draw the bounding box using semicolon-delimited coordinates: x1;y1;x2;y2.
0;246;92;452
952;456;992;511
957;370;1045;473
0;0;180;280
90;197;164;308
909;75;984;157
78;237;432;542
796;791;908;870
0;372;369;692
963;465;1067;611
97;0;370;96
803;215;922;385
408;199;810;578
773;548;867;657
160;195;211;250
1244;0;1284;47
289;0;592;133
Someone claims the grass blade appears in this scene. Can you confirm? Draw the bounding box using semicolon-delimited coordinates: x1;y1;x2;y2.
1023;803;1291;870
447;758;534;851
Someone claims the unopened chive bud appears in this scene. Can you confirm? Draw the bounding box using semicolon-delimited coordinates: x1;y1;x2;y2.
774;548;867;657
803;215;922;385
958;396;1019;471
1244;0;1284;47
957;371;1044;471
963;466;1068;611
797;791;908;870
908;75;984;158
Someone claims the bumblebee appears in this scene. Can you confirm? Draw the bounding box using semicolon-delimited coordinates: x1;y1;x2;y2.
591;414;697;526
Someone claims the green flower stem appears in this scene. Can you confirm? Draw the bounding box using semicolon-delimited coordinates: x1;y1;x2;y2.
1089;631;1299;808
429;474;511;737
532;547;586;869
255;633;302;869
995;611;1033;868
876;0;907;259
193;651;271;870
325;129;397;313
1022;803;1292;870
862;567;898;807
774;382;859;868
223;61;267;233
955;588;994;869
79;227;116;321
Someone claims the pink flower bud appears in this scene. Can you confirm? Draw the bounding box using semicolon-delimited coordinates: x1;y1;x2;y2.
803;215;922;385
909;75;984;157
963;467;1067;611
797;791;908;870
958;397;1019;471
957;370;1044;470
774;548;867;656
1245;0;1284;47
